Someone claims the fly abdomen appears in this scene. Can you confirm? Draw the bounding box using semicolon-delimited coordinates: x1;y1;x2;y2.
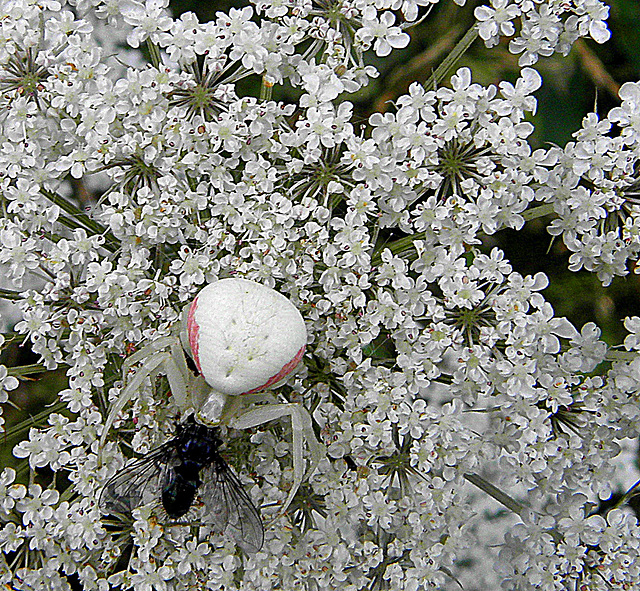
162;462;202;518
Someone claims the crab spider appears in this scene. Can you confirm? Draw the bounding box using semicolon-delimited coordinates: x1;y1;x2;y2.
99;277;324;514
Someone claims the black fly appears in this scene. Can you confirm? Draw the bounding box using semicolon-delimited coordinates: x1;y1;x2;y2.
99;415;264;553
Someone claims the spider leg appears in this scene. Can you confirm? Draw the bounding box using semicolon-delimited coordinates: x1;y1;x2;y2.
144;336;212;413
104;336;183;439
99;335;210;463
121;336;177;377
98;351;172;461
164;338;193;411
227;402;324;514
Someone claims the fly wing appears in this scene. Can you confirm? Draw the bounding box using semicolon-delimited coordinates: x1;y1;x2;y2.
199;456;264;554
99;442;179;517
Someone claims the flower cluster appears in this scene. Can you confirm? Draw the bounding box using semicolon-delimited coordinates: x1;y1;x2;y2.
475;0;611;65
0;0;638;590
538;83;640;286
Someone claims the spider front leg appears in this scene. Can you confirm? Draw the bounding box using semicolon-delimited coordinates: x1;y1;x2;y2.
98;337;198;458
164;337;211;413
225;399;325;515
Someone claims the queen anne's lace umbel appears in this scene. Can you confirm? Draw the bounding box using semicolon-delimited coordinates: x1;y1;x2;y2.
0;0;638;590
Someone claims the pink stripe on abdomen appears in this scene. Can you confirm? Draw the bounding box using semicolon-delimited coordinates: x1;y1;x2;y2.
187;295;202;374
244;344;306;395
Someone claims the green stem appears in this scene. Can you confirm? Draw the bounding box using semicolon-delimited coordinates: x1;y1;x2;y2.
0;289;23;301
464;472;563;544
260;76;273;102
605;350;637;363
612;478;640;512
0;332;23;346
424;25;479;90
521;203;556;222
464;472;529;518
56;214;92;236
2;400;67;443
6;363;48;377
146;39;162;69
371;232;426;267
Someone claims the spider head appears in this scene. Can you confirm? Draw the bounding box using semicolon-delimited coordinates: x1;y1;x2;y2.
196;389;227;425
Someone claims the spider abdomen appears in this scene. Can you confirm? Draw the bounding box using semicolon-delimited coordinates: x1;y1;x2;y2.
184;278;307;396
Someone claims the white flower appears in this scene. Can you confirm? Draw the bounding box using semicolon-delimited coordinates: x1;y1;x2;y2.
0;522;24;553
121;0;173;48
0;1;635;589
363;490;397;528
356;10;410;57
475;0;520;46
13;428;64;470
0;364;18;403
175;539;211;575
15;484;59;526
623;316;640;351
498;67;541;116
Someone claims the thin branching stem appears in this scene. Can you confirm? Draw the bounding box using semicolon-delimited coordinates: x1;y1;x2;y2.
424;25;479;90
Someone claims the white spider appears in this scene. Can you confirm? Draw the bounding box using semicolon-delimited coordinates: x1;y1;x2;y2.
99;277;324;514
